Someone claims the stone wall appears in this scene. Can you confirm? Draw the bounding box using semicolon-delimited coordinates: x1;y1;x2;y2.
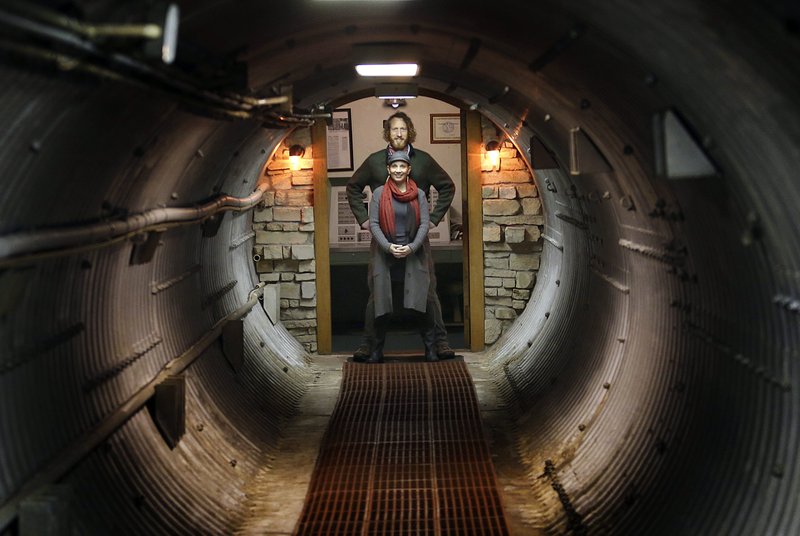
481;130;543;346
252;129;319;352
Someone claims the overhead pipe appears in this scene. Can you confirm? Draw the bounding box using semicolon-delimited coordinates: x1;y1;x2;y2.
0;182;271;267
0;5;312;125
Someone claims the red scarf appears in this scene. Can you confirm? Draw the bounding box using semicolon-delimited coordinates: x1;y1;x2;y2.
379;178;420;239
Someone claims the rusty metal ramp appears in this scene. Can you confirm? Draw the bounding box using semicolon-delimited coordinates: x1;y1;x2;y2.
294;361;510;535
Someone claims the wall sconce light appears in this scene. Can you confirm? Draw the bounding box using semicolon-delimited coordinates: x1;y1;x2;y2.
289;144;305;171
485;140;501;170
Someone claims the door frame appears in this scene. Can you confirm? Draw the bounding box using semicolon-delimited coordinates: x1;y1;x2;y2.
312;108;485;354
312;120;333;353
461;110;485;351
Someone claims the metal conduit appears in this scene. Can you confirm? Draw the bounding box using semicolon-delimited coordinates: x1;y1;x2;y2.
0;183;270;265
0;3;317;126
0;0;798;534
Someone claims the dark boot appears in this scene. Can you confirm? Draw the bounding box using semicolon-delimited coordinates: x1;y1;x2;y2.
423;327;438;362
352;344;369;362
355;295;377;362
368;316;387;364
429;283;451;360
435;342;455;360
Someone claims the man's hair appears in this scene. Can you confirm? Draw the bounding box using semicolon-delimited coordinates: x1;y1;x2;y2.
382;112;417;144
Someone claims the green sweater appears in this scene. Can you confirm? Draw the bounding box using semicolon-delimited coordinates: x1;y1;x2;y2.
346;146;455;226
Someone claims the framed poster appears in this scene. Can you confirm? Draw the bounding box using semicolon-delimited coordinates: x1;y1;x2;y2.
326;108;354;171
430;113;461;144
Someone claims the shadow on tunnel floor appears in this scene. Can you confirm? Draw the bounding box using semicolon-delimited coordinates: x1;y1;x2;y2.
331;326;465;354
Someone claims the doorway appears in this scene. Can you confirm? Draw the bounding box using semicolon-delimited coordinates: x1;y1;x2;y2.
320;96;469;354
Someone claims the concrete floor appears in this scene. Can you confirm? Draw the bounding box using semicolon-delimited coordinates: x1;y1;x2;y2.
236;353;540;535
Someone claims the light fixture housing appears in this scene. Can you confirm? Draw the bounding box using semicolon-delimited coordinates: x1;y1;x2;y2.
384;98;407;109
142;3;180;64
374;83;418;100
485;140;501;169
159;4;180;64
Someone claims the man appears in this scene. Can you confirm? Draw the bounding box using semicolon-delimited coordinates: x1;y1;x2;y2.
346;111;456;360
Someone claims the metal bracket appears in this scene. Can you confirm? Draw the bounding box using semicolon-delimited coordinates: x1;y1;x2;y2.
151;376;185;449
221;319;244;372
129;231;162;265
653;109;717;179
530;135;560;170
569;127;612;176
201;212;224;237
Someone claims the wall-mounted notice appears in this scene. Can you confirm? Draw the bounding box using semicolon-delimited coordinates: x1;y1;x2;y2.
326;108;354;171
329;186;372;247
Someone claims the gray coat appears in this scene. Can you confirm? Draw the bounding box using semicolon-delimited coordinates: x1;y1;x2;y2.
369;186;431;317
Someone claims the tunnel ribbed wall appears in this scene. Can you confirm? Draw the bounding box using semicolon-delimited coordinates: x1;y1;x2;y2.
473;2;800;533
0;63;313;533
1;0;799;534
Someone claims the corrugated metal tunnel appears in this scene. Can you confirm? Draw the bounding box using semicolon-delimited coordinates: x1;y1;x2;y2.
1;0;799;534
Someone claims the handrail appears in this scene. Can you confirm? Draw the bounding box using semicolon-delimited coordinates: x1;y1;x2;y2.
0;183;269;267
0;283;267;531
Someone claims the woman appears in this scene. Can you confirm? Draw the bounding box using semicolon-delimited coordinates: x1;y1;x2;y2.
366;151;437;363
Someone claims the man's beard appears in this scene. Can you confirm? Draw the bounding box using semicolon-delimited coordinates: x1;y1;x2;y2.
390;138;407;150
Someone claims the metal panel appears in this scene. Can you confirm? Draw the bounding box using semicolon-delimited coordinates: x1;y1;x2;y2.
152;377;186;449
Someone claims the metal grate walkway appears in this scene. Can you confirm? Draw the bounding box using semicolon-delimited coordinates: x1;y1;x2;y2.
294;361;510;535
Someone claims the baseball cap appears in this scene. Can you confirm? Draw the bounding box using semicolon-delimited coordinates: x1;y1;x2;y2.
386;151;411;165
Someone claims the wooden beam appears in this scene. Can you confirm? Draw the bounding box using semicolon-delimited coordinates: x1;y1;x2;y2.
312;121;332;353
463;111;484;351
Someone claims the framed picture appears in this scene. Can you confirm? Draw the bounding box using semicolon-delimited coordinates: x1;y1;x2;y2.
430;113;461;144
326;108;354;171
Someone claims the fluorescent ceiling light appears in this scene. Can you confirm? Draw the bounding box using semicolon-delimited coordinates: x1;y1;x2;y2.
355;63;419;77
